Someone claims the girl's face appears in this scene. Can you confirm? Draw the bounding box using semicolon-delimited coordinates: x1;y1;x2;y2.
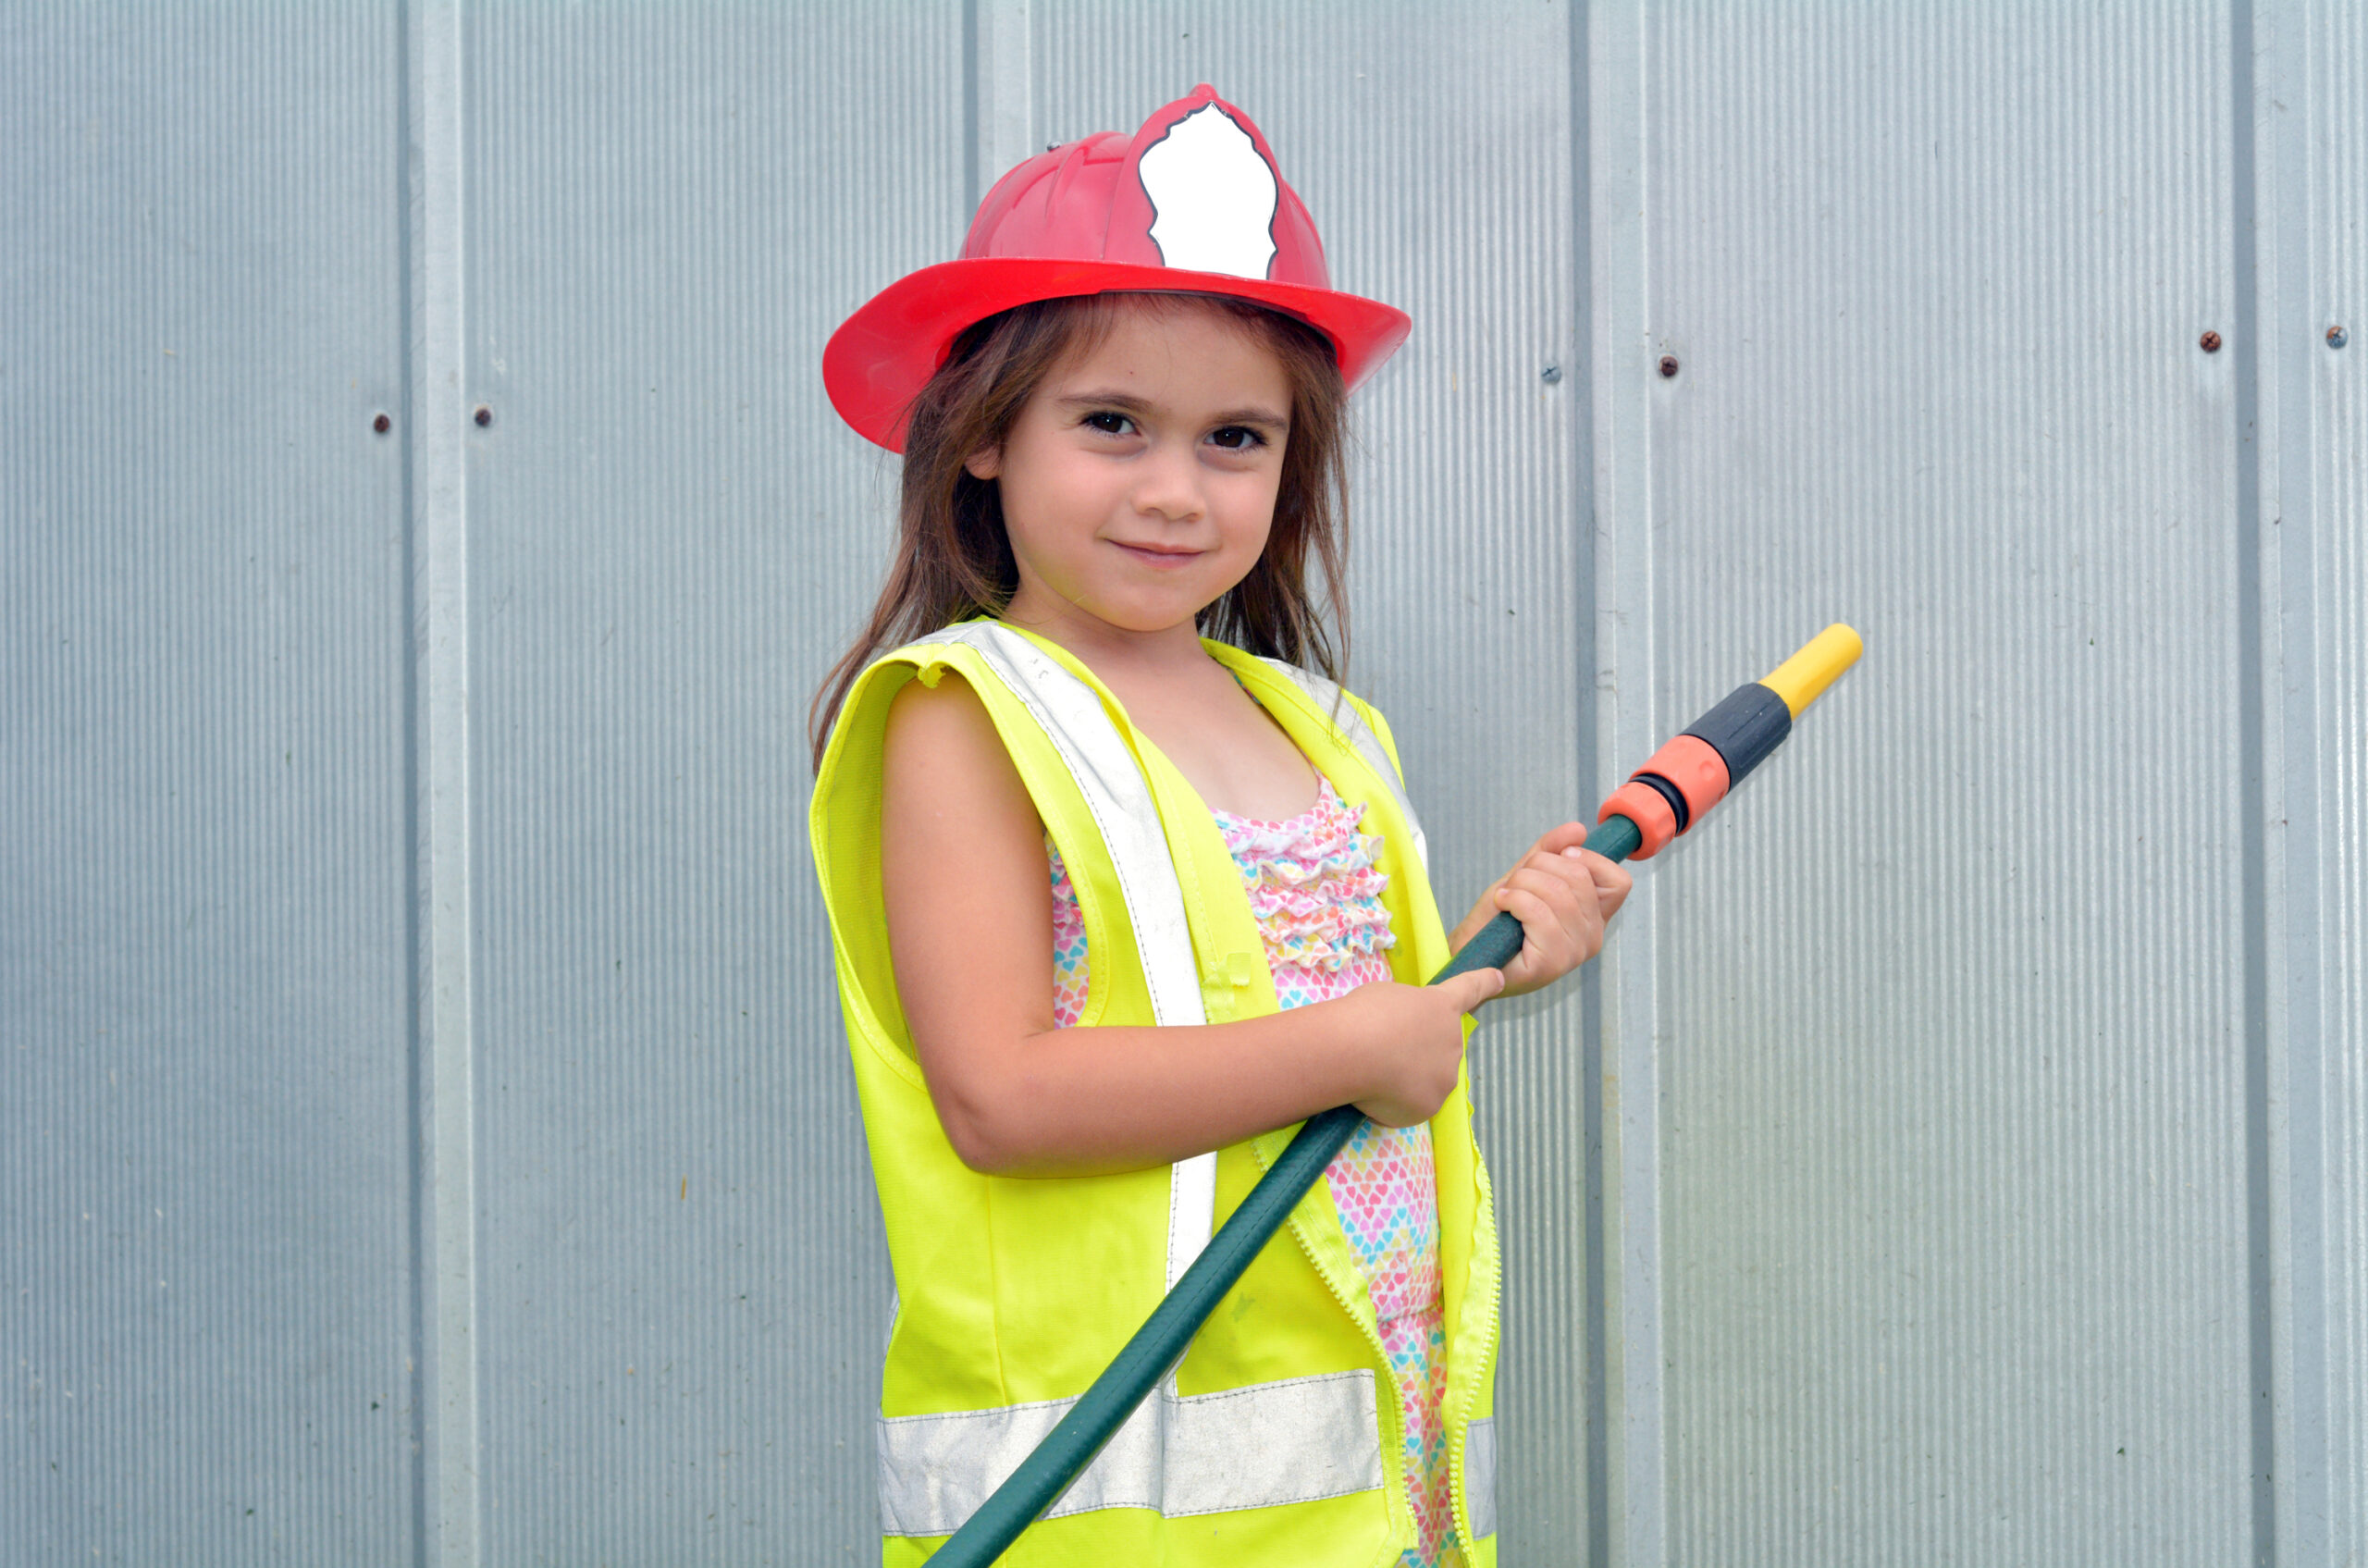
968;299;1291;647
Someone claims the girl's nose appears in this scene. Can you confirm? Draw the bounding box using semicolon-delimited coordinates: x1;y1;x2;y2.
1128;440;1204;524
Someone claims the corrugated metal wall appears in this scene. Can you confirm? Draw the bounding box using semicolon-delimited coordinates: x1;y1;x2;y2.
1640;6;2256;1562
3;3;2359;1564
4;7;417;1562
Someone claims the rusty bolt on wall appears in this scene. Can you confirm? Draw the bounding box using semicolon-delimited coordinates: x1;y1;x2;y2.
2330;326;2350;350
1659;355;1681;378
474;405;494;427
2200;330;2223;353
373;413;391;435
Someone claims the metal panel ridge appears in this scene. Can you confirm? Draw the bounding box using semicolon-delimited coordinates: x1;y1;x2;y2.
2250;1;2338;1563
402;1;484;1563
1586;2;1668;1565
2299;1;2368;1561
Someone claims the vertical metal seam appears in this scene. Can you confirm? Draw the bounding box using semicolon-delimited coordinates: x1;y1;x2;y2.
2230;1;2285;1563
396;2;428;1560
2252;0;2333;1562
971;0;1033;221
1587;0;1662;1561
402;1;481;1563
961;0;982;217
1570;6;1611;1565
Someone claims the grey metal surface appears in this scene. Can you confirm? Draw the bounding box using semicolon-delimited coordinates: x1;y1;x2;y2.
406;4;479;1559
454;5;959;1561
0;6;415;1564
2302;0;2367;1562
1627;6;2260;1564
6;3;2364;1566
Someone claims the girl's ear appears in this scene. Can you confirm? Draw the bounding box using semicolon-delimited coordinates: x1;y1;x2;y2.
964;446;1001;481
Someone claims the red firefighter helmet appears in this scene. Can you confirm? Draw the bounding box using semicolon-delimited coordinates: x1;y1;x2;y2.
822;84;1412;451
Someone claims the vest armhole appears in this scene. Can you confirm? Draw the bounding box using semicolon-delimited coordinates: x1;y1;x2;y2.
812;659;925;1075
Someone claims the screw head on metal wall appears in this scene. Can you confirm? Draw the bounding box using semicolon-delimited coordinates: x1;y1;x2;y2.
2200;330;2223;353
2331;326;2350;350
1659;355;1680;378
474;405;494;427
372;413;391;435
1541;364;1562;384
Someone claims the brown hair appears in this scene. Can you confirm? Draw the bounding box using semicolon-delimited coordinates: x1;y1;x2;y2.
807;291;1351;770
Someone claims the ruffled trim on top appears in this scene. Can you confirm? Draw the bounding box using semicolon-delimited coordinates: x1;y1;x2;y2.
1212;778;1398;974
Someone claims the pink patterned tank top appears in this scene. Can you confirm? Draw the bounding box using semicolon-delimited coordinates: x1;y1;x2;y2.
1045;777;1465;1567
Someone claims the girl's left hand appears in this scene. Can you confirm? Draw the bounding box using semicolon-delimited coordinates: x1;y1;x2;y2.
1449;824;1634;997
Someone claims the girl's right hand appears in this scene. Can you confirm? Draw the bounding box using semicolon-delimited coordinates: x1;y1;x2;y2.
1337;966;1505;1128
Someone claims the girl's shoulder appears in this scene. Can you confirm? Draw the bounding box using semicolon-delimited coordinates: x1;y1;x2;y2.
813;626;1026;839
828;623;1050;773
880;660;998;763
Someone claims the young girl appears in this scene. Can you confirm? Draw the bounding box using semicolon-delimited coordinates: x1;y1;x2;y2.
809;87;1628;1568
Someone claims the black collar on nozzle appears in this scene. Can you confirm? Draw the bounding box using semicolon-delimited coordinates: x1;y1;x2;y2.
1683;681;1794;785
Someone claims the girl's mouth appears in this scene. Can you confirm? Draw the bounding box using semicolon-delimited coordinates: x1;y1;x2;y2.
1109;541;1205;567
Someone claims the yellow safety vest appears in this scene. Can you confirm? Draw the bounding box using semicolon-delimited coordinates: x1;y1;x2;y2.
809;621;1501;1566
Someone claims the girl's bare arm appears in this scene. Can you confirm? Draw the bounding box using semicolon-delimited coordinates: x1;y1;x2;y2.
880;671;1498;1177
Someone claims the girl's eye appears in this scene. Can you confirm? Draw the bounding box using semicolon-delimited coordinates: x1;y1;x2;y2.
1083;411;1135;436
1207;426;1266;451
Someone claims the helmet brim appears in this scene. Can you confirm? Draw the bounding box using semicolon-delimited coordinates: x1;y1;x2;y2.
821;257;1412;452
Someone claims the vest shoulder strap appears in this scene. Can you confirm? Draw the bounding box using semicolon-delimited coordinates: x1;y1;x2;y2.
1241;656;1431;876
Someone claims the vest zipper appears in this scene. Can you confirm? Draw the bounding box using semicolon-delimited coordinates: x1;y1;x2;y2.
1444;1168;1504;1555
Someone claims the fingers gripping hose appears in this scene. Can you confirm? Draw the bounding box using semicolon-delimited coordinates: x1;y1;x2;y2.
930;625;1862;1565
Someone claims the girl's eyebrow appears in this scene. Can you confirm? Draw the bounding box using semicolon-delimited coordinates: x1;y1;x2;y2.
1053;390;1289;430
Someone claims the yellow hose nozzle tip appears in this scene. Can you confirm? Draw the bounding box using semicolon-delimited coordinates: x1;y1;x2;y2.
1760;623;1864;719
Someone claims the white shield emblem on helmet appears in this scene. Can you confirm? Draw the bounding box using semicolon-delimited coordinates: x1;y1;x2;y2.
1139;104;1279;279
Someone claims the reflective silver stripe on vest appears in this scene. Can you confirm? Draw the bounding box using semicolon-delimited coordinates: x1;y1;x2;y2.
1464;1414;1498;1539
912;625;1219;1289
1253;658;1430;875
877;1369;1381;1536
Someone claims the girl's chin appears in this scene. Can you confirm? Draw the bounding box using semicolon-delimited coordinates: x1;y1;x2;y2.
1019;594;1214;640
1084;604;1209;636
1007;556;1255;636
